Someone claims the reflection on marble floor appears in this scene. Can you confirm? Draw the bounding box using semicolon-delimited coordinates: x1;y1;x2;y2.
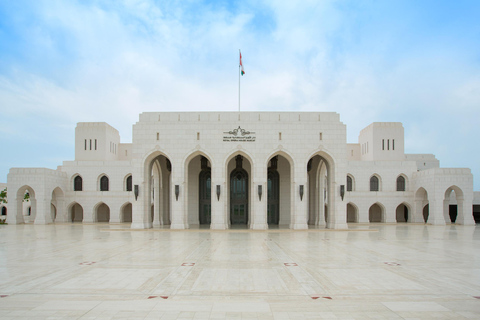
0;223;479;319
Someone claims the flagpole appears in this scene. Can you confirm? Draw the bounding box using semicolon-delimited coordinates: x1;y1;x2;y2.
238;49;241;112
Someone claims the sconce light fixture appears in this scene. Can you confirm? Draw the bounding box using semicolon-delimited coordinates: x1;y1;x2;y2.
216;185;221;201
299;185;304;201
258;185;262;201
340;185;345;201
134;185;139;201
175;185;179;201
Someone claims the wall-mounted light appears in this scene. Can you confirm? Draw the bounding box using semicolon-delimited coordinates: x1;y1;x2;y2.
134;185;139;201
299;185;304;201
216;185;221;201
340;185;345;201
175;185;179;201
258;185;263;201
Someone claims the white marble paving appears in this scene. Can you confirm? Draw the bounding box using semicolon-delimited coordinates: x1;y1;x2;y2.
0;223;479;319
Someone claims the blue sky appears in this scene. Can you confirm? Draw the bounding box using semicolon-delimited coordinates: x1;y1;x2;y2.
1;0;479;189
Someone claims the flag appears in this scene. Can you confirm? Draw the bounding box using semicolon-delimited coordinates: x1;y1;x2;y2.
239;51;245;76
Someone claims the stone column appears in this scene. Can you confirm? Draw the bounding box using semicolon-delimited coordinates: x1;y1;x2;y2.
6;195;25;224
210;164;227;229
427;196;446;225
170;165;186;229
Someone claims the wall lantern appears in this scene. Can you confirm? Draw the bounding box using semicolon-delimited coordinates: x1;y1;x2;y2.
134;185;139;201
340;185;345;201
299;185;304;201
216;185;221;201
175;185;180;201
258;185;263;201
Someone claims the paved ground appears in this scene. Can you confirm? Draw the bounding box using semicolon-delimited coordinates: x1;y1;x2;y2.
0;223;479;319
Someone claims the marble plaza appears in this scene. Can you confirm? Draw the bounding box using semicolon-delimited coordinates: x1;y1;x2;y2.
0;223;479;319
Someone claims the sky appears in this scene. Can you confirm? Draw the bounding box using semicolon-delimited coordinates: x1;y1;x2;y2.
0;0;479;189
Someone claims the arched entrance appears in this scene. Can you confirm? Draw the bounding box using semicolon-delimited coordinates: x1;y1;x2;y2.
396;203;410;222
185;154;212;226
444;186;465;224
145;153;172;227
415;187;429;223
307;153;334;227
347;203;358;222
369;203;384;223
229;155;250;226
16;186;35;223
266;152;293;228
95;203;110;222
121;202;132;222
68;202;83;222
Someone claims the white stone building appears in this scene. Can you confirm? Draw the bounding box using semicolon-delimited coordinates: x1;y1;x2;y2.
4;112;478;228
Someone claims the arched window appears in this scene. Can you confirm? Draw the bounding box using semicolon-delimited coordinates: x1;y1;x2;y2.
126;175;132;192
100;176;109;191
74;176;83;191
396;176;406;191
370;176;379;192
1;206;6;216
346;175;353;191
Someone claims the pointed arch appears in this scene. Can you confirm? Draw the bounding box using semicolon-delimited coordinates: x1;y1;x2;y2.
369;202;385;223
306;149;337;228
370;174;381;191
396;174;407;191
224;150;254;228
184;150;214;227
124;174;132;192
265;150;295;227
120;202;132;223
347;202;358;223
98;174;109;191
444;185;465;224
72;174;83;191
94;202;110;222
67;202;84;222
396;202;412;222
346;174;355;192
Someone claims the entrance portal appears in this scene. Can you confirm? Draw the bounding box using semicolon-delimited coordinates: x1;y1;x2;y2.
230;155;248;225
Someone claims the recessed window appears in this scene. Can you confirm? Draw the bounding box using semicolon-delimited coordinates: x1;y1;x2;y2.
346;175;353;191
84;139;87;150
396;176;406;191
90;139;92;150
279;132;282;140
370;176;379;191
197;132;200;140
95;139;97;150
382;139;385;150
74;176;83;191
126;175;132;192
100;176;109;191
393;139;395;150
156;132;159;140
388;139;390;150
319;132;323;141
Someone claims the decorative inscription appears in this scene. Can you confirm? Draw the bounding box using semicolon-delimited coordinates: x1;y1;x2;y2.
223;126;256;142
